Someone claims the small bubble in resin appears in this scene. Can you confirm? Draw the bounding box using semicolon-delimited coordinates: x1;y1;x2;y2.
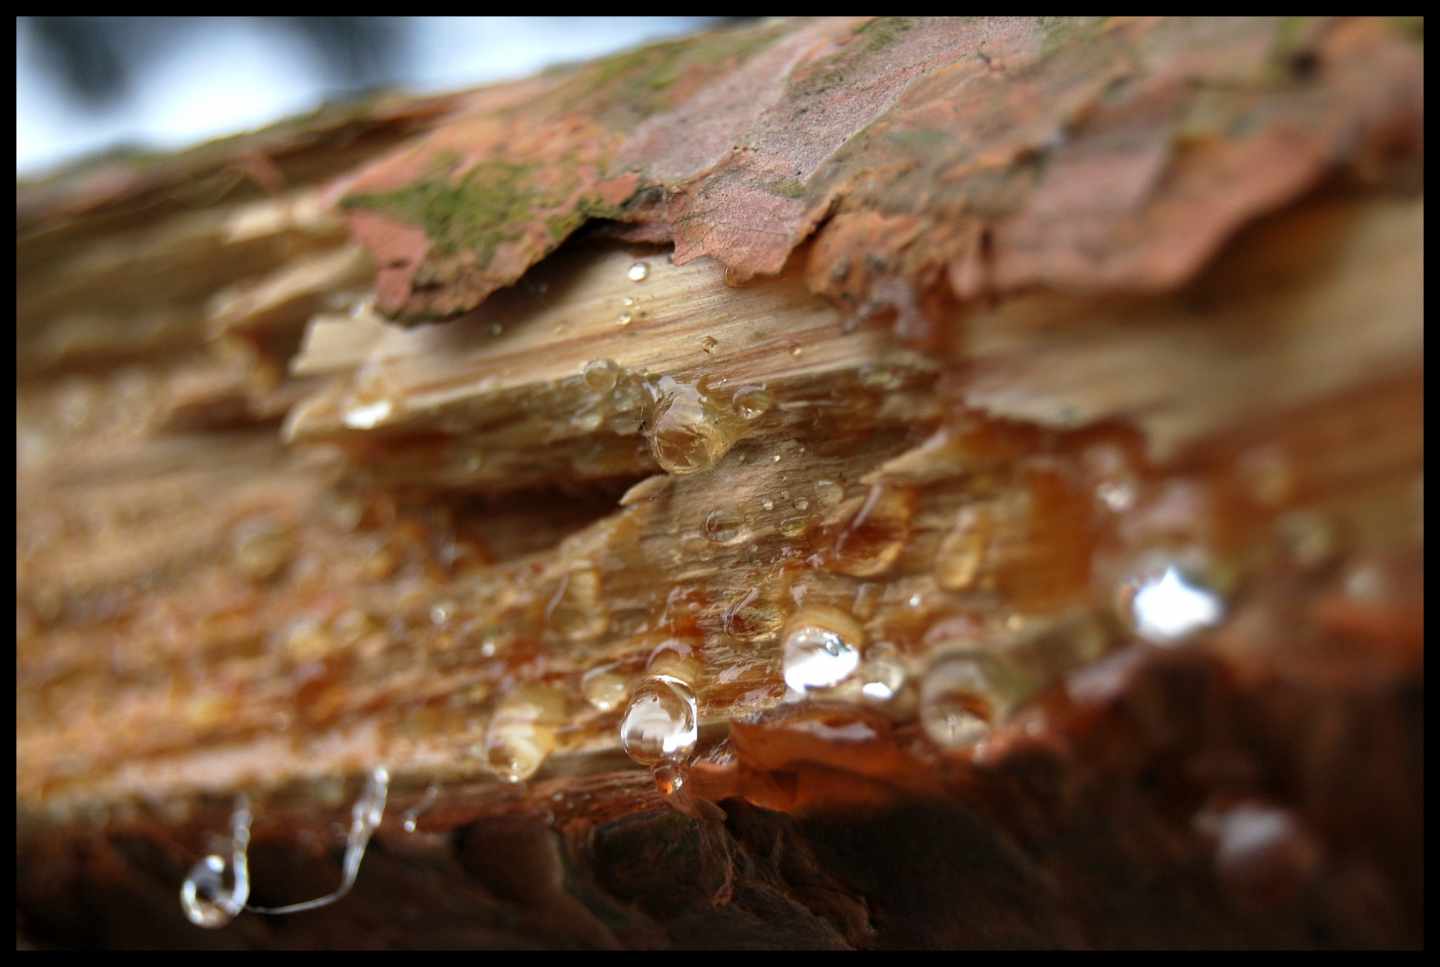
731;385;773;420
782;606;864;694
342;397;393;430
581;663;629;712
481;684;567;782
859;641;906;703
582;358;620;393
920;651;1029;749
620;676;699;766
627;261;650;282
702;508;747;545
1116;552;1228;646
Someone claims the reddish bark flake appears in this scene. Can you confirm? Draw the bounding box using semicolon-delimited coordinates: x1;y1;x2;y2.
335;17;1423;328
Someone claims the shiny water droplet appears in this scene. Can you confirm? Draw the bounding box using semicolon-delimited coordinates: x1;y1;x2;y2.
794;497;810;511
581;663;629;712
1116;553;1228;645
790;346;803;357
583;358;619;393
920;652;1029;749
623;297;637;307
232;516;294;583
180;797;251;928
782;607;864;694
482;684;566;782
761;497;776;512
703;508;747;545
731;385;773;420
343;398;393;430
779;515;809;538
859;641;906;702
619;676;698;766
627;261;650;282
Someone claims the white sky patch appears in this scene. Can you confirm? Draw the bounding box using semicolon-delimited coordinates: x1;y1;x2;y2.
17;17;722;177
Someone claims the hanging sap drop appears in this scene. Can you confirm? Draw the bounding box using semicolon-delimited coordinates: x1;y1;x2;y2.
619;676;699;766
627;261;651;282
481;684;567;783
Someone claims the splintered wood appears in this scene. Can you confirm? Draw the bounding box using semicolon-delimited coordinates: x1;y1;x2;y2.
17;16;1422;950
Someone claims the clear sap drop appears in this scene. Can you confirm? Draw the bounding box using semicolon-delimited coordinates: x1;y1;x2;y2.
619;676;699;766
1120;560;1227;645
581;663;629;712
920;652;1030;750
627;261;651;282
482;685;566;782
731;385;773;421
859;641;907;703
781;608;864;694
582;359;620;393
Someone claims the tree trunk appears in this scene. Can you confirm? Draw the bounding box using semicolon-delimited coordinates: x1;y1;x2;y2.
16;17;1423;949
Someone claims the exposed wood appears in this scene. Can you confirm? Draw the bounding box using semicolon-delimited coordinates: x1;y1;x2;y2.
16;16;1423;950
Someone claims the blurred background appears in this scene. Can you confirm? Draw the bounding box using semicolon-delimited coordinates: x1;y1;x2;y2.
16;17;743;177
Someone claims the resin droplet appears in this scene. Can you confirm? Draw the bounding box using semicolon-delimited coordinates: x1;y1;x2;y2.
627;261;650;282
582;358;619;393
920;652;1031;749
231;516;294;583
702;508;747;545
731;385;773;421
581;663;629;712
482;684;567;782
620;676;699;766
1116;553;1228;645
832;485;915;577
648;380;735;475
343;397;393;430
782;607;864;694
859;641;907;703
